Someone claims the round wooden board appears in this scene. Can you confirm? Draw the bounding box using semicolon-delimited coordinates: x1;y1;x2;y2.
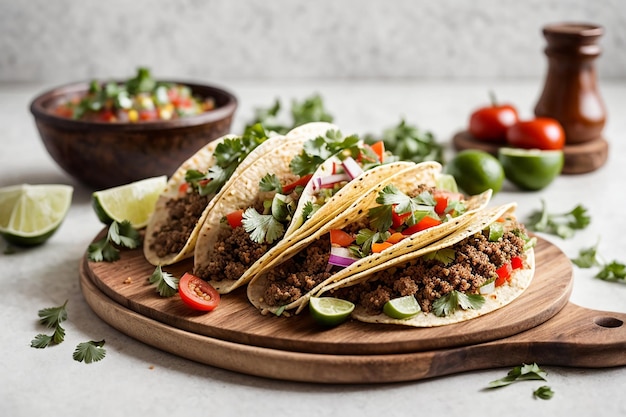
452;130;609;174
81;234;572;357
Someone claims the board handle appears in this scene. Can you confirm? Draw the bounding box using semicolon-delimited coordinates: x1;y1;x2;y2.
428;303;626;378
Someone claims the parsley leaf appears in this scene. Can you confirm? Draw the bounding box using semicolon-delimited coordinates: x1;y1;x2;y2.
73;340;107;363
242;208;285;244
432;290;485;317
364;118;444;164
88;221;141;262
149;266;179;297
30;301;68;348
486;363;548;388
527;199;590;239
533;385;555;400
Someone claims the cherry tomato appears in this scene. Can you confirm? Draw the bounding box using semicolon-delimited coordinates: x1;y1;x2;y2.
178;272;220;311
225;209;244;228
468;99;518;142
506;118;565;150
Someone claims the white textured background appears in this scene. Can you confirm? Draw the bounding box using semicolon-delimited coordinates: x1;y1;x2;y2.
1;0;624;84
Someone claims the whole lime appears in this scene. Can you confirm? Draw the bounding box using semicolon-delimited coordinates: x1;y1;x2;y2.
498;147;564;191
444;150;504;195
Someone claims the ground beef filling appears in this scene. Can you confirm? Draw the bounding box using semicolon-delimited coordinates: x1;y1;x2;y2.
194;226;270;282
149;192;211;257
262;235;333;307
332;228;526;314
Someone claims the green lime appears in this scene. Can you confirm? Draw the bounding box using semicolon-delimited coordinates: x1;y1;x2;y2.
498;147;564;191
91;175;167;228
0;184;73;246
309;297;355;326
444;150;504;195
383;295;421;319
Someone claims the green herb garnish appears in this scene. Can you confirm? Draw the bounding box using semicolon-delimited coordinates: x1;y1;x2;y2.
571;240;626;284
486;363;548;388
247;94;334;135
30;300;68;348
423;248;456;265
533;385;555;400
87;220;141;262
289;129;361;177
73;340;107;363
432;290;485;317
369;185;436;232
242;207;285;244
149;266;180;297
527;199;590;239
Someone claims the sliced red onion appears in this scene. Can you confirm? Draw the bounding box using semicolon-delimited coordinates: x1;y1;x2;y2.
311;173;350;191
328;246;358;268
342;156;364;179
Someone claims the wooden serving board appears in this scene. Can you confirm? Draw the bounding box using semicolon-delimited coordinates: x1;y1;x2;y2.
452;130;609;174
80;234;626;383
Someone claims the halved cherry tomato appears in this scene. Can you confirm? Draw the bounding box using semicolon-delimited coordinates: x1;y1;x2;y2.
468;97;518;142
178;272;220;311
330;229;355;247
495;262;513;286
392;205;412;229
369;141;385;163
283;174;313;194
434;196;448;215
372;241;393;253
511;256;524;270
225;209;244;228
402;216;443;235
506;118;565;150
386;232;406;244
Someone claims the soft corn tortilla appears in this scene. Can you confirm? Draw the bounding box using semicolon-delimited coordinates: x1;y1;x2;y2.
143;132;287;266
247;162;493;315
319;203;535;327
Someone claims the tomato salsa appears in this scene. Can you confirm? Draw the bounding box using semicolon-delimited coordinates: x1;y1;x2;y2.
54;67;216;123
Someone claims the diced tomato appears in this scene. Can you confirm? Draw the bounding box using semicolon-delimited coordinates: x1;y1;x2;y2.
283;174;313;194
178;272;220;311
139;109;158;121
434;196;448;215
386;232;406;244
178;182;190;196
370;141;385;163
511;256;524;270
495;262;513;286
372;241;393;253
55;105;74;118
402;216;443;235
392;205;412;229
99;110;116;122
330;229;355;247
225;209;244;229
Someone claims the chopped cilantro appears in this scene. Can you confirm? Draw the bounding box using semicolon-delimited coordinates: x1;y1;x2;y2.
533;385;555;400
432;290;485;317
571;240;626;284
486;363;548;389
87;220;141;262
527;199;590;239
289;130;361;177
149;266;180;297
353;228;390;256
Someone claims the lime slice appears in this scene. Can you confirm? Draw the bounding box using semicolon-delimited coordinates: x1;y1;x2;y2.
383;295;421;319
444;150;504;196
91;175;167;228
498;147;564;191
309;297;355;326
0;184;73;246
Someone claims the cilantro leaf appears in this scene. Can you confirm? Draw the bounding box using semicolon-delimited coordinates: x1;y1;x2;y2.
289;130;361;176
30;301;68;348
368;205;394;232
571;241;602;268
353;228;391;256
88;221;141;262
596;261;626;283
301;201;320;222
376;185;435;215
87;238;120;262
423;248;456;265
246;94;334;135
432;290;485;317
31;334;54;349
73;340;107;363
242;208;285;244
259;173;283;193
527;199;590;239
486;363;548;388
149;266;179;297
533;385;555;400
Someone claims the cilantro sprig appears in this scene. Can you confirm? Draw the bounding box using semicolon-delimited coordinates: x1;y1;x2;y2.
87;220;141;262
242;207;285;244
289;129;361;177
527;199;590;239
73;340;107;363
246;94;334;135
31;301;68;348
149;266;180;297
486;363;553;400
572;240;626;283
369;185;437;232
185;124;270;196
432;290;485;317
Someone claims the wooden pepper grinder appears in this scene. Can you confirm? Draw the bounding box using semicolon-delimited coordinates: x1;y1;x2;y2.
534;22;609;174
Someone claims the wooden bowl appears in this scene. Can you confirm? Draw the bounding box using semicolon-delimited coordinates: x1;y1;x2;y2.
30;81;237;189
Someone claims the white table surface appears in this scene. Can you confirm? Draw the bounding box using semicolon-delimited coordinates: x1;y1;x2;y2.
2;80;625;417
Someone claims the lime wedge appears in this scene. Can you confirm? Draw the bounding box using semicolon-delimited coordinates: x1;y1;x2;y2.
383;295;421;319
0;184;73;246
498;147;564;191
91;175;167;228
309;297;355;326
435;173;459;193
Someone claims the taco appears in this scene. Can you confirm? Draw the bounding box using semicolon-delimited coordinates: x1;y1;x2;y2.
315;203;536;327
143;124;283;266
192;122;413;293
246;162;493;316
